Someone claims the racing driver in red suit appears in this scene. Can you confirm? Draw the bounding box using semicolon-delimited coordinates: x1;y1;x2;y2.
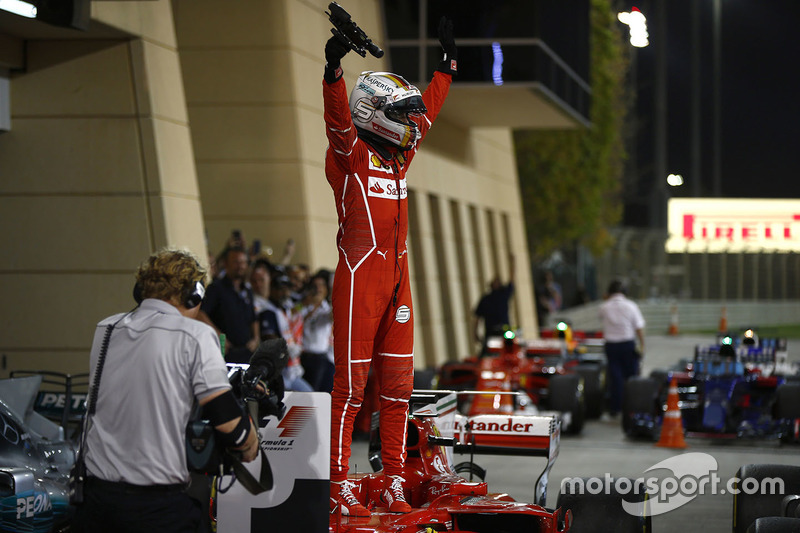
323;17;457;516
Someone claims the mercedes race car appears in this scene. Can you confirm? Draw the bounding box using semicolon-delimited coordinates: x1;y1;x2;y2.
0;375;76;532
329;390;650;533
8;371;89;441
623;334;800;442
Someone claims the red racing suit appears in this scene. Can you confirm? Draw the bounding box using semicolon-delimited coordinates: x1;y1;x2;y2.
323;71;451;481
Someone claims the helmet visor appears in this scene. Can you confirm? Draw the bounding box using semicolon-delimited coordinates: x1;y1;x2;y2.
385;95;427;124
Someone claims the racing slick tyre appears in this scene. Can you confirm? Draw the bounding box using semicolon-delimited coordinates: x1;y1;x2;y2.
648;369;669;396
622;377;660;439
453;461;487;482
745;517;800;533
575;365;605;419
556;476;651;533
733;464;800;533
549;373;585;435
774;383;800;419
436;361;478;391
774;383;800;444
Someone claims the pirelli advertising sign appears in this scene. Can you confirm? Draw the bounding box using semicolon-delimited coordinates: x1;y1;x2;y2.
666;198;800;253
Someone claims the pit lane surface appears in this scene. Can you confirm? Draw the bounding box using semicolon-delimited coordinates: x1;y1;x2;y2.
351;334;800;533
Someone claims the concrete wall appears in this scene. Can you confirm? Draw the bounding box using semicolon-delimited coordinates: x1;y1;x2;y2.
0;0;204;375
0;0;539;376
173;0;538;367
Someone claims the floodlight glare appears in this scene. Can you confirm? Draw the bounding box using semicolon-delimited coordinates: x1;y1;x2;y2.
667;173;684;186
618;7;649;47
0;0;36;18
491;42;504;86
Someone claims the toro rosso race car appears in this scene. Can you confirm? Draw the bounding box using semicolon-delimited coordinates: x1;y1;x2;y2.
623;332;800;442
435;329;608;434
0;375;76;533
330;390;650;533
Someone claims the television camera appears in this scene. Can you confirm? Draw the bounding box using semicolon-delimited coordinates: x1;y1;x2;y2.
326;2;384;58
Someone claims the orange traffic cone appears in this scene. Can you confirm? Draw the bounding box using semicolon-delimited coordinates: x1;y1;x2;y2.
718;306;728;333
656;377;687;449
668;305;679;336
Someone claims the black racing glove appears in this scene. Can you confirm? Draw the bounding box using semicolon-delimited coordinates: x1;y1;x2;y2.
324;35;350;83
436;16;457;76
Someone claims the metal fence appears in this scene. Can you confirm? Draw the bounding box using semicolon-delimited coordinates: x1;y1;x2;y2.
557;299;800;335
594;227;800;302
539;227;800;334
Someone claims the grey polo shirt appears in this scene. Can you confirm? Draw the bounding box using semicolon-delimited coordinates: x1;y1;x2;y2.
84;299;230;485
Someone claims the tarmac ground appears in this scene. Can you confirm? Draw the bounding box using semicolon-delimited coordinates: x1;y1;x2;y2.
351;333;800;533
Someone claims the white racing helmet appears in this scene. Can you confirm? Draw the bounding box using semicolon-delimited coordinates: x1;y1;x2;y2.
349;71;427;150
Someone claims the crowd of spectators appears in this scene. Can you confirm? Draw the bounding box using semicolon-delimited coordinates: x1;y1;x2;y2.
201;230;335;393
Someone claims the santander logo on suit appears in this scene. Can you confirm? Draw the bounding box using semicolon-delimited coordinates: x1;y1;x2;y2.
368;176;407;200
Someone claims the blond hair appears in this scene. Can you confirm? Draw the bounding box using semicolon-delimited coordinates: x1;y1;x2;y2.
135;249;207;304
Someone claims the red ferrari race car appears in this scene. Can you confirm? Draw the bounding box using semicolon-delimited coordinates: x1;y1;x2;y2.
539;321;605;357
330;390;650;533
539;322;607;419
435;328;607;434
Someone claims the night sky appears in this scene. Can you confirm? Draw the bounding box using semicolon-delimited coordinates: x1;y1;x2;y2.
623;0;800;226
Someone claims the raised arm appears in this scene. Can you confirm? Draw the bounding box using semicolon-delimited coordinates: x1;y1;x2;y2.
322;36;358;168
418;17;457;130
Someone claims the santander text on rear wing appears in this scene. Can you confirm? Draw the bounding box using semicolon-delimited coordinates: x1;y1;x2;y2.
410;390;560;506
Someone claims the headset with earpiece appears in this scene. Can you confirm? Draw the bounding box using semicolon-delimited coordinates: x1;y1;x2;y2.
133;278;206;308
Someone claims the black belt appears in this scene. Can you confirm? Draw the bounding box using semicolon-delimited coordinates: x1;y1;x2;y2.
87;476;187;494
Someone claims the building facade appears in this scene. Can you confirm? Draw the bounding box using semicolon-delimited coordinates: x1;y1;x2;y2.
0;0;590;374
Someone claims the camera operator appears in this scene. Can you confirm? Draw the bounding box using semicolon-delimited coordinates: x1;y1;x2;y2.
74;249;258;533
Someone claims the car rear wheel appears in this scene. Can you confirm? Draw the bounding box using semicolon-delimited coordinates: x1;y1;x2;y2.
775;383;800;420
622;377;660;439
556;476;651;533
774;383;800;444
745;517;800;533
575;365;605;419
453;461;487;482
732;464;800;533
549;374;585;435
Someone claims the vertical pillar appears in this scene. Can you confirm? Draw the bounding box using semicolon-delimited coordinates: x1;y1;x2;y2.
701;248;709;300
737;252;744;301
407;191;438;367
429;195;465;360
721;251;727;301
452;201;480;352
765;252;773;300
780;253;787;300
752;252;759;300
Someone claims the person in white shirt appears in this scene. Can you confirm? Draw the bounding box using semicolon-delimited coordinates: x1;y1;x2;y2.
598;279;646;416
76;249;258;532
300;271;335;392
258;271;313;392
